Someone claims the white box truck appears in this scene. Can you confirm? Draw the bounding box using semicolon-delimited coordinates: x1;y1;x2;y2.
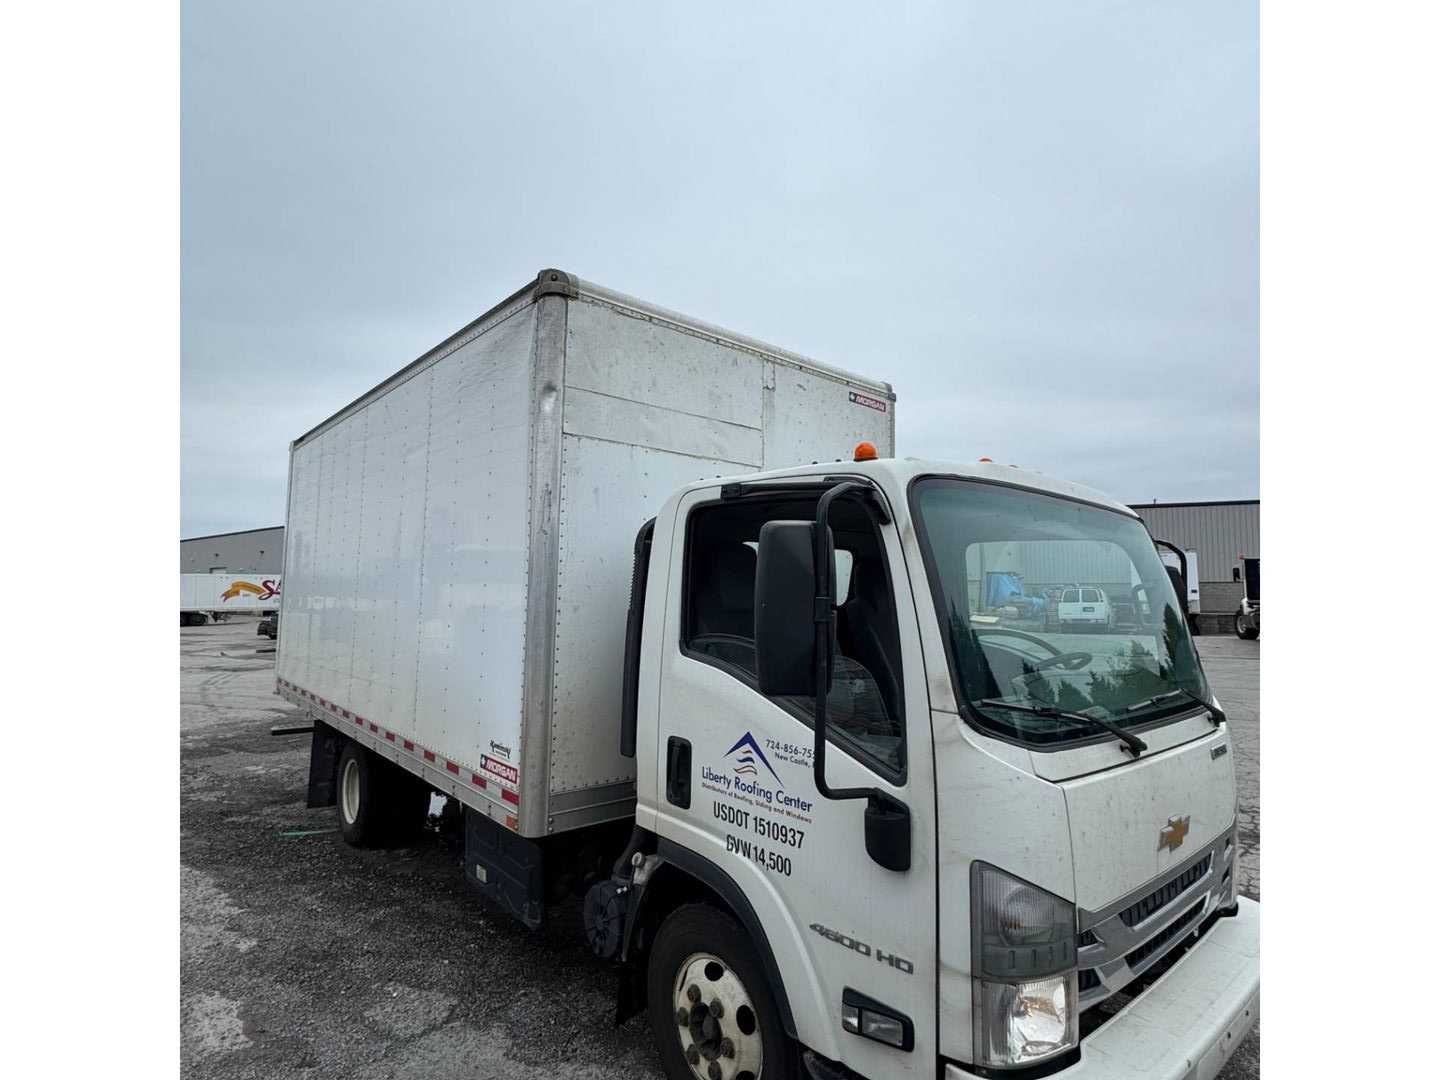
277;270;1258;1080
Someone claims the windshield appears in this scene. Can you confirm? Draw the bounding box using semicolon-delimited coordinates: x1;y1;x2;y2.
911;477;1208;747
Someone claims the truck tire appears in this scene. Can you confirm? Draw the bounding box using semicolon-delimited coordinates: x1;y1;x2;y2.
647;903;798;1080
1234;610;1259;640
336;742;429;846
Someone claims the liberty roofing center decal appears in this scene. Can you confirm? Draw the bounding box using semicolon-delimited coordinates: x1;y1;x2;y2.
702;732;814;824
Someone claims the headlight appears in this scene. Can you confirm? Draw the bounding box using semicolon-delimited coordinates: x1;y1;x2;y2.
971;863;1079;1068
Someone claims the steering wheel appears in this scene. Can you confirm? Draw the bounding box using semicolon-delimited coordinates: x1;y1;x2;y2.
973;627;1091;672
1025;650;1093;673
973;626;1063;654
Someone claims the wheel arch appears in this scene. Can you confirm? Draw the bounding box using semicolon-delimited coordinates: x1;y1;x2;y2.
623;837;799;1039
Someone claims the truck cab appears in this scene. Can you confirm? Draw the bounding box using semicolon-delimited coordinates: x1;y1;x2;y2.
619;454;1257;1080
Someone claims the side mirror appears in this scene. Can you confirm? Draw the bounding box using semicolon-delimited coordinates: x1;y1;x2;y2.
754;520;829;696
757;489;911;875
865;794;911;872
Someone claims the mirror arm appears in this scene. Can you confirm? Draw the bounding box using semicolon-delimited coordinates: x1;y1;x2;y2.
810;483;877;803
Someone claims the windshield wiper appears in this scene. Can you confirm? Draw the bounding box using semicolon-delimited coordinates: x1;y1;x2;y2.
1125;688;1225;727
976;698;1148;757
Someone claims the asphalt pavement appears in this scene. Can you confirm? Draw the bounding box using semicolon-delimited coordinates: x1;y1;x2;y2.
180;619;1260;1078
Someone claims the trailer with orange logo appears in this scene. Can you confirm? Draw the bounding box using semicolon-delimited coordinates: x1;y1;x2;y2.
180;572;282;625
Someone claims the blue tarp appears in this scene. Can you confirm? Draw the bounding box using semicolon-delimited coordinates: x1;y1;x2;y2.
985;572;1024;608
985;571;1045;617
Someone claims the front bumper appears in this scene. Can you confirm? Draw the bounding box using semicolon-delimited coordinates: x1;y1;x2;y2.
947;897;1259;1080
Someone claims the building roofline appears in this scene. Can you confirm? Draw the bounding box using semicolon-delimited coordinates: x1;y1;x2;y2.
1129;500;1259;510
180;526;285;543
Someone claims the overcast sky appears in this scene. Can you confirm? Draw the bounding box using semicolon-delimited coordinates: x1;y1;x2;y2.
181;0;1256;538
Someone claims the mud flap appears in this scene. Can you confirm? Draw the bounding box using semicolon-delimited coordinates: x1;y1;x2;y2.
465;808;545;929
306;724;342;808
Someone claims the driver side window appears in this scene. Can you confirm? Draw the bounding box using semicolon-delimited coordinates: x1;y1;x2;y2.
681;495;906;779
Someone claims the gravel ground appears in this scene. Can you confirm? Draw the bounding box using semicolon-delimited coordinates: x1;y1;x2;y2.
181;620;1259;1078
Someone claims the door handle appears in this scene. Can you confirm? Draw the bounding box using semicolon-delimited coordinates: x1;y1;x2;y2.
666;736;691;809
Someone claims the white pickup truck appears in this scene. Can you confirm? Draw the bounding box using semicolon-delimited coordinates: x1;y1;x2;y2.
278;270;1258;1080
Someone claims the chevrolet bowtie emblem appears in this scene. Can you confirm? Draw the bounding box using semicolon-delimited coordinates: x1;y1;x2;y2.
1158;815;1191;853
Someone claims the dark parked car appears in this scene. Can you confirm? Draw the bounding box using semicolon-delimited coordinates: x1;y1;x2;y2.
257;614;278;640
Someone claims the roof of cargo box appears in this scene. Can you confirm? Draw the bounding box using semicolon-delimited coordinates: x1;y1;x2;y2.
292;269;895;449
679;457;1139;519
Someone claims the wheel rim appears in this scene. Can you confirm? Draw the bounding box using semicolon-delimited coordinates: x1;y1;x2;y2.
671;951;763;1080
341;758;360;825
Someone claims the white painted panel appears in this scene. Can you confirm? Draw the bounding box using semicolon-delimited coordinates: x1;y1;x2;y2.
277;431;318;692
346;374;428;726
764;360;893;470
412;307;535;773
565;297;765;429
563;385;762;466
311;424;345;693
549;435;751;794
386;369;431;727
333;411;365;695
279;305;536;784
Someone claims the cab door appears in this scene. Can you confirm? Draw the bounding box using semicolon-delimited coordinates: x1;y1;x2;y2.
652;484;938;1076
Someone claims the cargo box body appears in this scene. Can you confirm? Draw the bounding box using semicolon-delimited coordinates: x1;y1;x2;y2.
276;270;895;837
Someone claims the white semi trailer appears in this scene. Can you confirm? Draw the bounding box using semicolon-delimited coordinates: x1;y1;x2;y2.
180;572;282;625
277;270;1258;1080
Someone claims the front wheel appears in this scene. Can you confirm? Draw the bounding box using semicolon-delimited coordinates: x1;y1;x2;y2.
1234;610;1259;640
648;904;797;1080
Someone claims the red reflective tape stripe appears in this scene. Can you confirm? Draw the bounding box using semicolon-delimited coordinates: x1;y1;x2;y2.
341;709;350;719
446;761;460;775
385;731;395;742
424;751;436;763
501;788;519;806
403;740;414;751
369;723;378;733
354;717;363;727
505;815;518;830
470;773;486;787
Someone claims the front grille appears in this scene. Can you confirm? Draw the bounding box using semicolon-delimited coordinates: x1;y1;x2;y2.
1125;899;1205;968
1118;855;1211;927
1077;968;1101;993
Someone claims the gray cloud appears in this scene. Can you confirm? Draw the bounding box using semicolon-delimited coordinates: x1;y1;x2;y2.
182;0;1256;536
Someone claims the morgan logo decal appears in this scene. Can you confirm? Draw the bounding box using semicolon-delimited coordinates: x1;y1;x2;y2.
848;390;887;413
221;578;280;602
1158;815;1191;853
725;732;782;784
482;755;519;786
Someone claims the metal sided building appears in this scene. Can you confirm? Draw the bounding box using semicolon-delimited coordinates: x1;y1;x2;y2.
1130;500;1259;614
180;526;286;574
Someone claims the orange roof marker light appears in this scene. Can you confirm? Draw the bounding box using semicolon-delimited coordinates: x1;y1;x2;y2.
978;456;994;463
853;441;879;462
